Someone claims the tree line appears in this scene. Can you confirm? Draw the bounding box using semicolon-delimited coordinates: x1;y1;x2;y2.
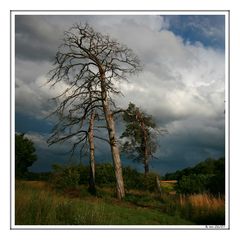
14;132;161;193
164;157;225;194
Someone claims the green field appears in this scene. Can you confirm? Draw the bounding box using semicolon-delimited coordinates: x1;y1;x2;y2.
15;180;193;225
15;180;225;225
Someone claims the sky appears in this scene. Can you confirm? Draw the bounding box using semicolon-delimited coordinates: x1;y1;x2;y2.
14;14;226;175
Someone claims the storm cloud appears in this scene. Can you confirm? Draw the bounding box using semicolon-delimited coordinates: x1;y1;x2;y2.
15;14;226;174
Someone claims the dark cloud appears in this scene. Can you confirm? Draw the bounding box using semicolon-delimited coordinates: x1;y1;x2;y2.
14;15;165;62
151;115;225;173
15;112;53;134
15;15;62;61
15;14;226;174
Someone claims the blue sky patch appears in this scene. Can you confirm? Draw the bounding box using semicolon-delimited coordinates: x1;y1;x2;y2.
164;15;225;50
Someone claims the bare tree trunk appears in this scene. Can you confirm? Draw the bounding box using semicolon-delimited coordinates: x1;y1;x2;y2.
144;157;149;175
137;111;149;175
88;110;96;195
99;70;125;200
142;135;149;175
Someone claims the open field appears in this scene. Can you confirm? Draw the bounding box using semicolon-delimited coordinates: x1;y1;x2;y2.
15;180;192;225
15;180;225;226
160;180;177;195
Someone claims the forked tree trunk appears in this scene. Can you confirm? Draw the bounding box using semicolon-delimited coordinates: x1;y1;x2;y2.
99;69;125;200
88;110;96;195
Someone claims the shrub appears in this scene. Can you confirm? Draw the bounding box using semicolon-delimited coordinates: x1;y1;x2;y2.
51;164;80;190
24;172;51;181
123;166;142;190
95;163;115;186
49;163;160;192
78;164;89;185
123;167;160;192
207;173;225;195
177;174;212;194
142;172;160;192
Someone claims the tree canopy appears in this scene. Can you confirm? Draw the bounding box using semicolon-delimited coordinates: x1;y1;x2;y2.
121;103;166;174
15;133;37;178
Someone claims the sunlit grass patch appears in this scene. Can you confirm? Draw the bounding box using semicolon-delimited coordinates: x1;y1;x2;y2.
178;193;225;225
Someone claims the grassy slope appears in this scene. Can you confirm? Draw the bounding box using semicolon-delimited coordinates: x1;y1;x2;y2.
15;180;193;225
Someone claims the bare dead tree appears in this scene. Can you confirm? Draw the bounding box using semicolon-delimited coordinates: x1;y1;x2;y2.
47;78;102;194
48;23;142;200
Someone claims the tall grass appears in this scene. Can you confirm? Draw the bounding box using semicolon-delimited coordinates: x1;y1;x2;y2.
15;181;114;225
161;193;225;225
179;193;225;225
15;180;192;225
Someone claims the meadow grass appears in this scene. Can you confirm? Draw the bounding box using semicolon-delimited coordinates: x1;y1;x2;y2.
161;193;225;225
15;180;193;225
178;193;225;225
16;180;224;225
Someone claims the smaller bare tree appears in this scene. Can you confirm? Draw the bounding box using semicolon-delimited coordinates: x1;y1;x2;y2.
47;79;103;194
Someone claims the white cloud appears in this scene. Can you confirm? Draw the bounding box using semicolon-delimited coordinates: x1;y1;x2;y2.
117;36;224;123
16;15;225;131
15;15;225;171
15;15;225;122
15;59;72;118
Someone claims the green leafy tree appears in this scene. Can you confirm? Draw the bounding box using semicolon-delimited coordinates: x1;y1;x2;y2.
15;133;37;178
121;103;166;174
